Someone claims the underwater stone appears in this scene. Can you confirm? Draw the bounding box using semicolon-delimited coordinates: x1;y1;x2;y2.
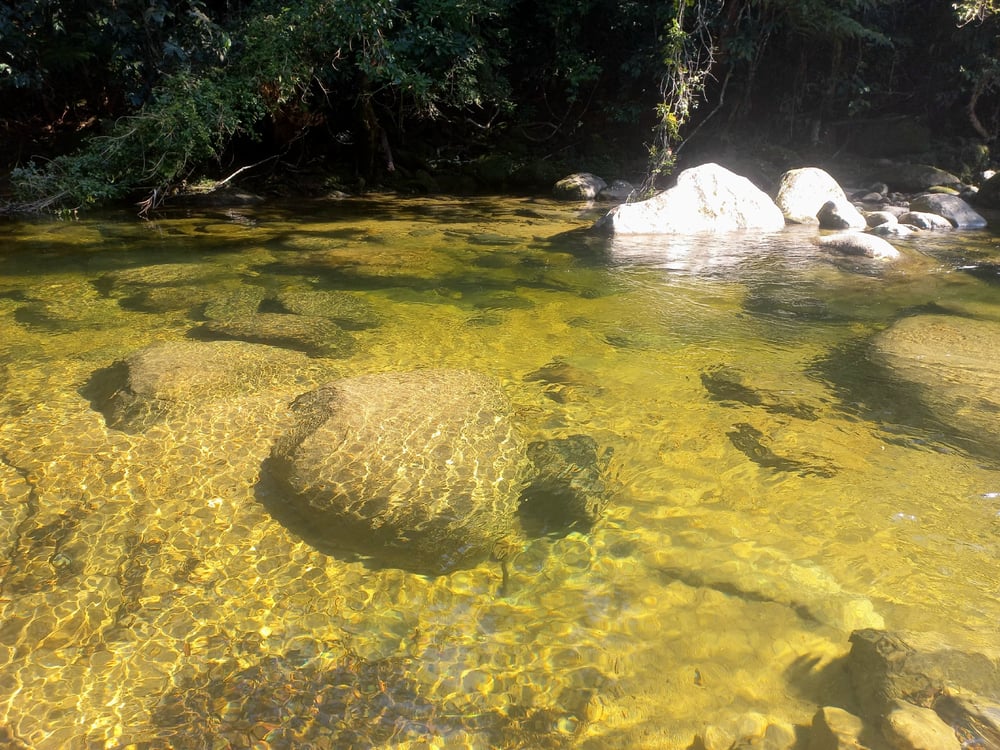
871;314;1000;451
202;286;269;320
81;340;314;432
273;289;381;329
262;369;533;574
883;700;961;750
520;435;615;532
191;312;356;357
847;629;1000;726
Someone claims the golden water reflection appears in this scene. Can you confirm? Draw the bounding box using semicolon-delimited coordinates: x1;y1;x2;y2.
0;197;998;748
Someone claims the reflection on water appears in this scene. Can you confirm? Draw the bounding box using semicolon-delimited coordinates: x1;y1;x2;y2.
1;197;999;748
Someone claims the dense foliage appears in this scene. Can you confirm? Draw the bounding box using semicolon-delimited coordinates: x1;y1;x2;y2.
2;0;1000;211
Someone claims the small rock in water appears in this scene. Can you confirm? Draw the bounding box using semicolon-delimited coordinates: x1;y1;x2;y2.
897;211;954;230
883;700;961;750
810;706;869;750
817;231;900;260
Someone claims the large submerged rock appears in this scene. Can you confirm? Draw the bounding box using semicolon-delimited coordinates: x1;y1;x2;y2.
261;369;534;574
593;163;786;234
871;314;1000;448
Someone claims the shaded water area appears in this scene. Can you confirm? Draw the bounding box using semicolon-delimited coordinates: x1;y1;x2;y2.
1;196;999;748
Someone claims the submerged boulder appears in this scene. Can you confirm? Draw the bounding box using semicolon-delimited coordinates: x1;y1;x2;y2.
273;289;381;329
81;340;316;432
191;312;356;357
871;314;1000;448
593;163;786;234
261;369;534;574
520;434;616;533
847;628;1000;749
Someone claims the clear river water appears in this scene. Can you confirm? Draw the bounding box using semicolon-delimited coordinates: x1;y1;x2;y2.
0;195;998;749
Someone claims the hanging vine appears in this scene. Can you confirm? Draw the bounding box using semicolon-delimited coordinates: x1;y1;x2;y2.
640;0;724;198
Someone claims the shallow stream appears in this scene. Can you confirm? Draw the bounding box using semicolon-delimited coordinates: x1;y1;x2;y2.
0;196;998;748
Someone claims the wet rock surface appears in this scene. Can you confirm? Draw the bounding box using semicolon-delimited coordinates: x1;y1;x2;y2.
845;629;1000;750
809;706;870;750
883;700;961;750
847;629;1000;720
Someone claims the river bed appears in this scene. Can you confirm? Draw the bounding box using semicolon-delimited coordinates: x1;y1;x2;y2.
1;196;998;748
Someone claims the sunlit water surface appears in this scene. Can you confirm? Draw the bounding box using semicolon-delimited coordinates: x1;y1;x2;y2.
1;196;999;748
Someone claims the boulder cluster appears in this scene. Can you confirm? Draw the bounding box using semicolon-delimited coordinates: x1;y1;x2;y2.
554;161;990;261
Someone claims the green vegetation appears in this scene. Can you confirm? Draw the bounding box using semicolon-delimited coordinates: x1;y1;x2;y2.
2;0;1000;211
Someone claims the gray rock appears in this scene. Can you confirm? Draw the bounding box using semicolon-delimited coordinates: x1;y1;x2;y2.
818;199;868;230
856;191;886;203
897;211;954;230
883;700;960;750
262;369;533;574
809;706;870;750
909;193;987;228
871;315;1000;449
81;340;315;432
876;163;962;192
818;232;901;260
595;162;786;234
865;211;899;228
192;312;356;357
554;172;607;201
597;179;635;202
777;167;855;225
870;223;918;238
